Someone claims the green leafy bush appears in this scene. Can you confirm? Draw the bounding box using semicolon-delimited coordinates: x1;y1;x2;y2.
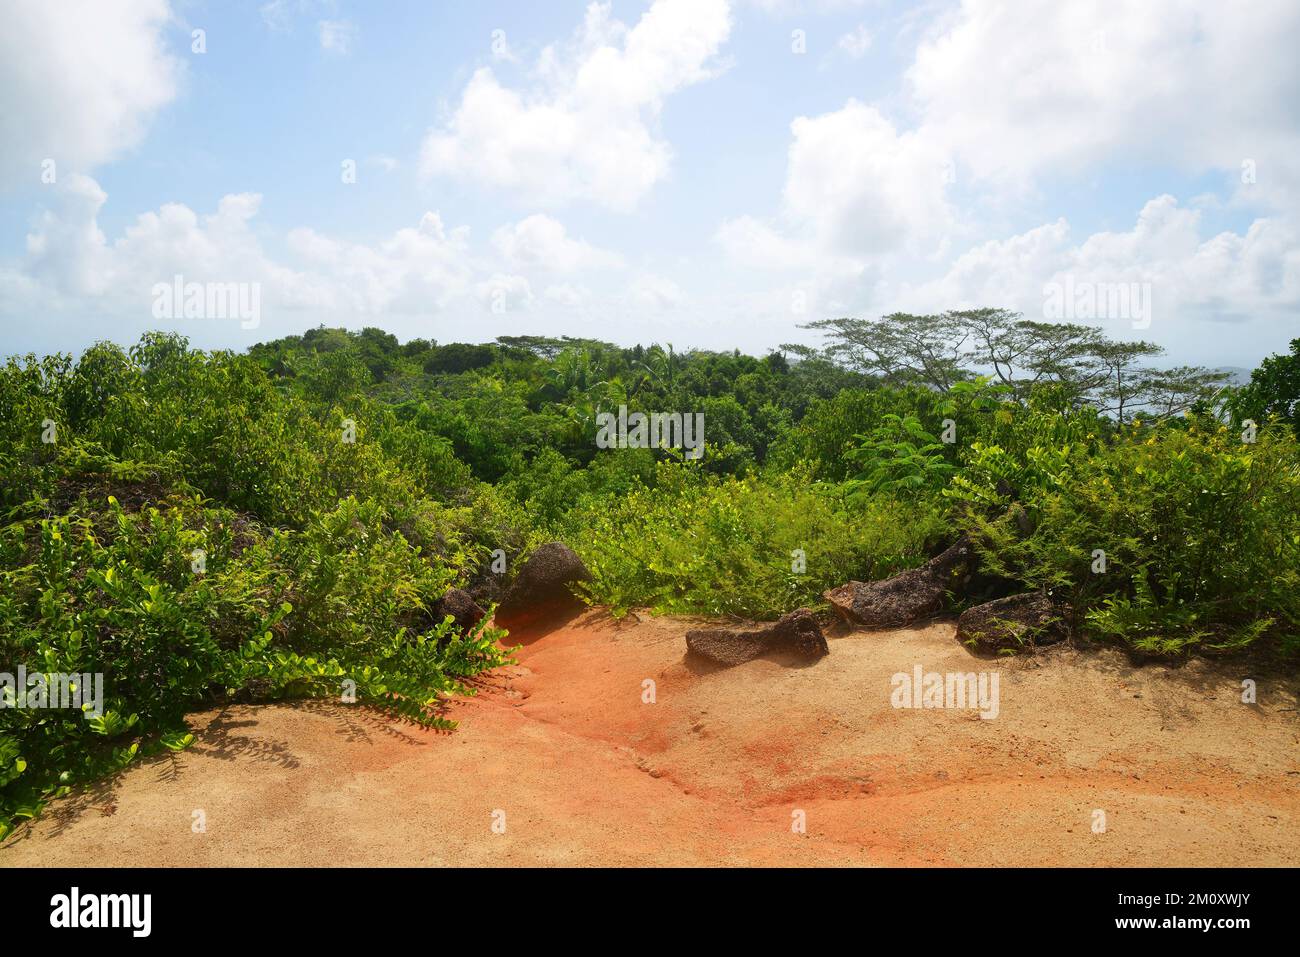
0;337;519;839
957;422;1300;654
562;461;945;618
844;413;956;496
0;487;512;838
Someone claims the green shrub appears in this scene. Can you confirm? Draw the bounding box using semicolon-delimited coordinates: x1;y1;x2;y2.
563;461;945;618
844;413;956;496
958;422;1300;654
0;335;520;840
0;488;512;839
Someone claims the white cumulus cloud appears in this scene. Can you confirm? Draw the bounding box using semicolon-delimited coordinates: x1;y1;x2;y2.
491;214;623;273
419;0;733;211
716;100;956;273
892;195;1300;362
0;0;181;188
907;0;1300;193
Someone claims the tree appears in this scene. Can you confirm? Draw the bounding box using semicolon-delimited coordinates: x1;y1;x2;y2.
798;307;1228;422
763;350;789;375
1231;338;1300;427
1139;365;1234;420
795;313;971;390
423;343;497;374
634;343;683;395
545;347;607;396
953;308;1041;387
1082;340;1166;423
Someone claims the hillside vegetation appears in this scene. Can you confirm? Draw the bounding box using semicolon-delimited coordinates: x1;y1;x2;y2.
2;315;1298;837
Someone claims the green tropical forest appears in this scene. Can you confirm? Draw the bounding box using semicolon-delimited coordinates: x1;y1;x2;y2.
2;311;1298;838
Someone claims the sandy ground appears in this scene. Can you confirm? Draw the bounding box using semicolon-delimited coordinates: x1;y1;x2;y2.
4;609;1298;867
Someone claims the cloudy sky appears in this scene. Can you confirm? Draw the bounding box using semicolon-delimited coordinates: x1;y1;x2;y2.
2;0;1297;366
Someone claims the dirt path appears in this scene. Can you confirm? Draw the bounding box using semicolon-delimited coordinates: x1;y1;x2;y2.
5;610;1298;867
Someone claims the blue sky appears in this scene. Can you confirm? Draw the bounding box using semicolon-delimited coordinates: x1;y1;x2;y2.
2;0;1297;367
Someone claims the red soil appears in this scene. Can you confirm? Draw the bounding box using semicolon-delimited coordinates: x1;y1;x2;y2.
4;610;1297;866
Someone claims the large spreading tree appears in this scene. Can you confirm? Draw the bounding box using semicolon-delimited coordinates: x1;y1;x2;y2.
791;309;1231;422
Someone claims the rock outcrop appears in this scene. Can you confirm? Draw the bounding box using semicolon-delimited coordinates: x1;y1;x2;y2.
493;542;592;631
824;537;979;628
956;592;1066;653
432;587;486;635
685;608;829;666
